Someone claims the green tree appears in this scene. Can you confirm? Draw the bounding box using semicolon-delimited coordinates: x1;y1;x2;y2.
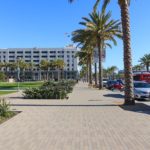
27;61;35;80
69;0;135;105
132;64;143;72
74;9;121;89
139;54;150;72
40;60;50;80
54;59;65;80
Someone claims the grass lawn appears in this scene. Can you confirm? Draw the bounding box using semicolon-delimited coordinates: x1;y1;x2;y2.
0;81;44;90
0;91;17;95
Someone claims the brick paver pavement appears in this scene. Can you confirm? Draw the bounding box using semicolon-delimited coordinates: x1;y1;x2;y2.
0;82;150;150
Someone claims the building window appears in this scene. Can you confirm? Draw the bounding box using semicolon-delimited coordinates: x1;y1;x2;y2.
17;51;23;54
58;55;64;58
9;51;15;54
50;51;56;53
25;51;31;54
9;56;15;58
42;51;47;54
50;55;56;58
34;51;39;54
33;56;39;58
33;60;39;62
25;60;31;62
25;56;31;58
42;56;47;58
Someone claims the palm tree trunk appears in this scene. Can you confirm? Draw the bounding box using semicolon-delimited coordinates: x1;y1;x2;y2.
89;55;92;85
94;63;97;86
146;64;149;72
120;0;134;105
97;38;103;89
86;62;89;83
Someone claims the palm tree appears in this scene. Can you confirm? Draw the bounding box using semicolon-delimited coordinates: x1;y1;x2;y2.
54;59;65;80
69;0;135;105
139;54;150;72
76;49;93;85
40;60;50;80
75;10;121;89
108;66;118;79
72;29;94;85
132;64;143;72
27;61;35;80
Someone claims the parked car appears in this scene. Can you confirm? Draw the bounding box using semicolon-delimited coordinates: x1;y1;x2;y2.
106;80;124;91
103;78;108;87
134;81;150;100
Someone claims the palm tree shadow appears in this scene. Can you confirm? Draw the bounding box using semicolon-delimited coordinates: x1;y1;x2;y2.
103;94;124;99
120;103;150;115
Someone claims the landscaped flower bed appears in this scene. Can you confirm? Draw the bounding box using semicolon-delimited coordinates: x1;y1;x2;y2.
23;80;76;99
0;98;17;124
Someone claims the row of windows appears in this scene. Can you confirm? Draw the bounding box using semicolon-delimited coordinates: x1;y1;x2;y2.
7;55;74;58
7;51;75;54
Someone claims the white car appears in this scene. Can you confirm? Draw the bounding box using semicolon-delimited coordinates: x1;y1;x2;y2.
134;81;150;100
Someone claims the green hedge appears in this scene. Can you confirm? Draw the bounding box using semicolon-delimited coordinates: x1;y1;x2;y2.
23;80;76;99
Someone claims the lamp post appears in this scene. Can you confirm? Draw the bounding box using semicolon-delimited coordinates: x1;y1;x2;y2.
17;57;21;91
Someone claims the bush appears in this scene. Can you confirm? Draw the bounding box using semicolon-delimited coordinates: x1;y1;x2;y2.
23;80;76;99
0;98;12;117
0;72;6;81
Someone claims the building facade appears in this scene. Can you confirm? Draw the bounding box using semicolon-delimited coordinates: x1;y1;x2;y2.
0;45;78;80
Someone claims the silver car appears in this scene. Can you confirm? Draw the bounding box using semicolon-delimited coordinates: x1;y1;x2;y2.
134;81;150;100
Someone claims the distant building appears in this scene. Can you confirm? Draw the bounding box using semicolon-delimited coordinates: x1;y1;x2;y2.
0;45;78;80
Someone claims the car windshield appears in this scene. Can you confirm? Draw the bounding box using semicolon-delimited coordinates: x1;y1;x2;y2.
134;82;150;88
103;79;108;81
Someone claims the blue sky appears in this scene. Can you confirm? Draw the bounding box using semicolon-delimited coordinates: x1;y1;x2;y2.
0;0;149;70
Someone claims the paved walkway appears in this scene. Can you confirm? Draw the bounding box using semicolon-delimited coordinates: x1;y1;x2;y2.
0;82;150;150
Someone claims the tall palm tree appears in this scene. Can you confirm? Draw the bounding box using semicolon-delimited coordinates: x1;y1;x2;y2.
51;59;65;80
72;29;95;85
77;11;122;89
76;49;93;85
139;54;150;72
69;0;135;105
40;60;50;80
27;61;35;80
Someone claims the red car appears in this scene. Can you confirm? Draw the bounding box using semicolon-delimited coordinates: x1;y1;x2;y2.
113;82;124;91
106;80;124;91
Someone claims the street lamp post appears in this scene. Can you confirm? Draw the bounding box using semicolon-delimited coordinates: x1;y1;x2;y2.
17;57;21;91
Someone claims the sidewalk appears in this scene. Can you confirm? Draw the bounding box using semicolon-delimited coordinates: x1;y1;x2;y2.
0;82;150;150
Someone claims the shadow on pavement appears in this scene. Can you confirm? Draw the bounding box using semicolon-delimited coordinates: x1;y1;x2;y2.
120;103;150;115
103;94;124;99
10;104;118;107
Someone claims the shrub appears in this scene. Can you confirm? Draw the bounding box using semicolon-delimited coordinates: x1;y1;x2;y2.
23;80;76;99
0;72;6;81
0;98;12;117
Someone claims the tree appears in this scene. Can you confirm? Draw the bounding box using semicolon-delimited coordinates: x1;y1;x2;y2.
132;64;143;72
69;0;135;105
75;50;93;84
54;59;65;80
139;54;150;72
76;10;121;89
27;61;35;80
72;29;95;85
40;60;50;80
